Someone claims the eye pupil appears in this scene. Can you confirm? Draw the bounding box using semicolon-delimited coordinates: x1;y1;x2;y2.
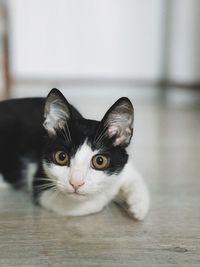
54;150;69;166
92;154;110;170
96;156;103;165
59;152;66;161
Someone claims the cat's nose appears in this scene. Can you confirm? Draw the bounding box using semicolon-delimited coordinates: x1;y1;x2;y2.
69;180;85;191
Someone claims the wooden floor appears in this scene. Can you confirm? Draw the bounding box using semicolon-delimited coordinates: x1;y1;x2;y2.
0;97;199;267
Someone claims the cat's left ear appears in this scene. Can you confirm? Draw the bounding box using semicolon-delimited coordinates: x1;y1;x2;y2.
43;88;71;136
101;97;134;147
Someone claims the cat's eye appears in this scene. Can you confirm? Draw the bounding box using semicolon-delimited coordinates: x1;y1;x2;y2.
91;154;110;170
53;151;69;166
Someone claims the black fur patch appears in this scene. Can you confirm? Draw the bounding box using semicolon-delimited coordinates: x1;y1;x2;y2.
43;118;128;176
0;89;131;199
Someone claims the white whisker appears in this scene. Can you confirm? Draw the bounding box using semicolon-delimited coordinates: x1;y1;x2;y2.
94;121;109;146
64;122;72;142
34;183;56;192
60;129;69;143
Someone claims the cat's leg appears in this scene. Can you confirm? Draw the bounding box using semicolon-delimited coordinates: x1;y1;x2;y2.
115;165;150;220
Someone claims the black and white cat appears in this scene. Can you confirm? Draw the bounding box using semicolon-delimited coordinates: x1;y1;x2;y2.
0;89;149;220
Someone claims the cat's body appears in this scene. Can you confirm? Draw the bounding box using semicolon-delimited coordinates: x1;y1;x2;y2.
0;89;149;220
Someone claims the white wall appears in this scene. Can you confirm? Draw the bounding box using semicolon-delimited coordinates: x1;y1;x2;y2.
8;0;163;81
168;0;200;83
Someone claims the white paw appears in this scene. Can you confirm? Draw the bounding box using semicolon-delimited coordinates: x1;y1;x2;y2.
127;192;150;220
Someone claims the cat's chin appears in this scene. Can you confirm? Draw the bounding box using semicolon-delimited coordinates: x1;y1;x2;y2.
65;191;89;200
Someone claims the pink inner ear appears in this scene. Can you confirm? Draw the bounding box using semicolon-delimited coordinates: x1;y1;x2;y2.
108;125;132;146
114;135;127;146
108;126;119;138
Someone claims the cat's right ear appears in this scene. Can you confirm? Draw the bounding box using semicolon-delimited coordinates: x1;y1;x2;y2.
43;88;71;136
100;97;134;147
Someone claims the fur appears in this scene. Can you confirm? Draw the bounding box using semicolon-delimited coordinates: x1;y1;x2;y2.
0;89;149;220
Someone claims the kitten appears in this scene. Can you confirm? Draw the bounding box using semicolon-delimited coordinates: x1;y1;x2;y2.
0;89;149;220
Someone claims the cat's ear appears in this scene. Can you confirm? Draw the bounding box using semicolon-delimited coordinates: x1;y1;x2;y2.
43;88;71;135
101;97;134;146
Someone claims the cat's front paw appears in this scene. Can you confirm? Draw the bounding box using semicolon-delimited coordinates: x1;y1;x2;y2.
127;190;150;220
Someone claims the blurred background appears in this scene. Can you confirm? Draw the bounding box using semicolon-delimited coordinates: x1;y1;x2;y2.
1;0;200;104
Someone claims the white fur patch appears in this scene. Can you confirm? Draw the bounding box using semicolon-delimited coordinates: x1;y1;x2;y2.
40;141;149;219
25;162;38;192
0;174;10;188
20;158;37;191
40;141;123;215
114;162;150;220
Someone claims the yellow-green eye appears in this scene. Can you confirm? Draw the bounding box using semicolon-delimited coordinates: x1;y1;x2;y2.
53;151;69;166
91;154;110;170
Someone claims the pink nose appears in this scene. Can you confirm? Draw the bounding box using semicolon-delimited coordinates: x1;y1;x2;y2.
69;180;85;191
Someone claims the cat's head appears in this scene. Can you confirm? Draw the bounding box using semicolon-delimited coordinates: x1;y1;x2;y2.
41;88;134;198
